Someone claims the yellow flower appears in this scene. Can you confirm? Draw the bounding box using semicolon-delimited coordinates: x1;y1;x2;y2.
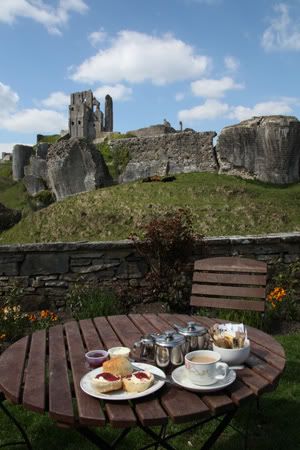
0;333;6;340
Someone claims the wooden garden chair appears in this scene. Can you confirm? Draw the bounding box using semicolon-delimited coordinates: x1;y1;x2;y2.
190;256;268;323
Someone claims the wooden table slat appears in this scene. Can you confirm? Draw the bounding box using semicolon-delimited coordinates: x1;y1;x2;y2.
250;341;286;371
133;397;168;427
89;316;137;428
79;319;104;351
0;336;29;403
128;314;157;335
23;330;46;412
161;388;210;424
93;316;122;349
64;321;106;426
107;315;142;349
49;325;74;424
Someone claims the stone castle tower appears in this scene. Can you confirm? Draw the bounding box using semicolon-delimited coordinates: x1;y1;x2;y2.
69;90;113;140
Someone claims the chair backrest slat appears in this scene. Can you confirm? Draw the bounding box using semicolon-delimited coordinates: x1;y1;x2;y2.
191;257;267;313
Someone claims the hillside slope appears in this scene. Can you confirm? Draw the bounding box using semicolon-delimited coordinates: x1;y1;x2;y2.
1;172;300;244
0;162;30;211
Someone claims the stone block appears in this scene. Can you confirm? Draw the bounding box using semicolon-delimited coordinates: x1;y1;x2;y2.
21;295;49;312
0;262;19;276
71;262;119;273
21;253;69;275
70;258;92;266
45;281;68;288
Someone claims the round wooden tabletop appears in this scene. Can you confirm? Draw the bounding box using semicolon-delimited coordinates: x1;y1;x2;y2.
0;314;286;429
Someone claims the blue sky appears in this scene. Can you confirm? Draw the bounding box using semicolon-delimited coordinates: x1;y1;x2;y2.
1;0;300;154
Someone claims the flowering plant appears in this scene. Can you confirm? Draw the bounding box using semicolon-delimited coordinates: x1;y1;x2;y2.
267;287;287;310
28;309;59;330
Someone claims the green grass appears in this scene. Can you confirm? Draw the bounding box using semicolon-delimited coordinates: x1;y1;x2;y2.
1;172;300;244
1;332;299;449
0;162;31;212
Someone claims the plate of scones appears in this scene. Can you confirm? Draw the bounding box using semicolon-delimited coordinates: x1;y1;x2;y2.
80;356;166;400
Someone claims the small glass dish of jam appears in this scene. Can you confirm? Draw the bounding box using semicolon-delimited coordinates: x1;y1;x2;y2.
85;349;108;368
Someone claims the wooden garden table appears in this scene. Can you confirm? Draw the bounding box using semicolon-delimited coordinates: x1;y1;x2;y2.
0;314;286;450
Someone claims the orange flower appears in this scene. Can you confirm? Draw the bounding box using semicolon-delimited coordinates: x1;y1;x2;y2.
28;314;37;322
40;310;50;319
0;333;6;340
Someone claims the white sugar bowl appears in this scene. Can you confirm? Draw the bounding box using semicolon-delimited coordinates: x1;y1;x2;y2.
212;339;250;366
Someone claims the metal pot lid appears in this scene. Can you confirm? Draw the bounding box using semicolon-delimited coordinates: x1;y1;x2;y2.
155;331;185;347
140;334;155;345
175;321;207;337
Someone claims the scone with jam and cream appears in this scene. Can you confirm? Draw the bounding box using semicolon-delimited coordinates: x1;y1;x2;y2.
123;371;154;393
91;372;122;393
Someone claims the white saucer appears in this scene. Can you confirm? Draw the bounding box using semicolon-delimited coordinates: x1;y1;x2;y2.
171;366;236;392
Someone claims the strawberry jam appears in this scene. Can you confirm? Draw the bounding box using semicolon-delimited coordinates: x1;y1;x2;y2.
134;371;150;380
96;372;119;381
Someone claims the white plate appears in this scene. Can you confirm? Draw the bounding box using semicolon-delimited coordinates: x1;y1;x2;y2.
80;362;166;401
171;366;236;392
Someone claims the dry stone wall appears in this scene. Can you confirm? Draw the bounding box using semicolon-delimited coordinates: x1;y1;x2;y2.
0;232;299;312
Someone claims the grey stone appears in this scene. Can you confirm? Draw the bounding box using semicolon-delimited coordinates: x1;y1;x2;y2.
47;138;113;200
128;123;177;138
105;94;113;132
0;203;22;231
70;258;92;266
0;262;18;276
216;115;300;184
71;262;120;273
36;143;49;159
21;253;69;275
23;175;46;196
45;281;68;288
21;295;49;312
110;131;218;183
12;144;33;180
69;90;113;140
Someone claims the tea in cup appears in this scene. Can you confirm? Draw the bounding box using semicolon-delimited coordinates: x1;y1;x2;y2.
185;350;229;385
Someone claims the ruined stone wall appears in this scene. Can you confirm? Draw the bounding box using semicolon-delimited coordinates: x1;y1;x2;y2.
0;233;299;312
110;131;218;183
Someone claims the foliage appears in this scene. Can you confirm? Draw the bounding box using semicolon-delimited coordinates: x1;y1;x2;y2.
0;288;59;343
66;285;125;320
37;134;61;144
130;208;202;311
96;139;130;179
266;260;300;322
29;190;55;210
194;307;263;329
0;162;12;178
0;288;28;342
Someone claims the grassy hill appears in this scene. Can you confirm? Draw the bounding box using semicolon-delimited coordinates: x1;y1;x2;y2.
0;162;31;212
1;172;300;244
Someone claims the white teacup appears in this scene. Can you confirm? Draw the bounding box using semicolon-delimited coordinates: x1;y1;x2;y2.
185;350;229;385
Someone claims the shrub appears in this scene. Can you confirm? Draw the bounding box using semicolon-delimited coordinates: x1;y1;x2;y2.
0;288;28;342
96;138;130;179
66;285;125;320
130;208;203;312
266;260;300;322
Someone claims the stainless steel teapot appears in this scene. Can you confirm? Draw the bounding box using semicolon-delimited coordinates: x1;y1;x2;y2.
173;321;208;353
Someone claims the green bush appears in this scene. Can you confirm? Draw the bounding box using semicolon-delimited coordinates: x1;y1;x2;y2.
37;134;60;144
66;285;125;320
0;288;28;342
96;140;130;179
29;190;55;210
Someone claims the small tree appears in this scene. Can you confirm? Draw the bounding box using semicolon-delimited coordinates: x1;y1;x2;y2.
131;208;204;311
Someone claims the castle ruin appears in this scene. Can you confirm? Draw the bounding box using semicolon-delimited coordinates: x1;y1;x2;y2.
69;90;113;140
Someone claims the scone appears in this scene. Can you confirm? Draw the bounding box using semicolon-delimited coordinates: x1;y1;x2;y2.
123;371;154;393
91;372;122;393
102;356;133;377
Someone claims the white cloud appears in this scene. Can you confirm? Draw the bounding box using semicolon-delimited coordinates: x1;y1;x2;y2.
175;92;185;102
88;28;107;47
178;98;297;123
224;56;240;72
262;3;300;51
229;100;295;121
191;77;244;98
1;109;67;133
71;30;211;85
178;99;229;121
94;84;132;102
0;82;19;114
0;0;88;35
41;91;70;109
